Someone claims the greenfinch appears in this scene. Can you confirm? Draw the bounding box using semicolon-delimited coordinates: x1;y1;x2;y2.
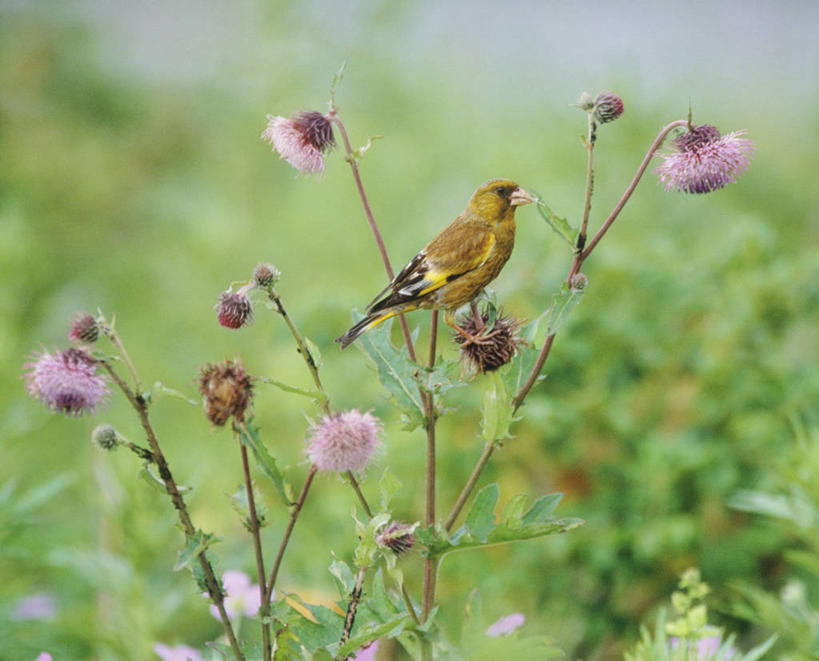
336;178;534;349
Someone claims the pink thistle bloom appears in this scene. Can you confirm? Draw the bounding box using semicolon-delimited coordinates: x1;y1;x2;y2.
307;409;381;472
261;111;335;174
24;347;109;416
208;569;262;622
486;612;525;637
35;654;52;661
655;124;754;194
352;640;379;660
68;311;99;343
216;290;253;329
153;643;203;661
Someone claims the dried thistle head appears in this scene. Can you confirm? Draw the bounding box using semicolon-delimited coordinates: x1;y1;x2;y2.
197;359;253;426
455;310;523;373
376;521;416;556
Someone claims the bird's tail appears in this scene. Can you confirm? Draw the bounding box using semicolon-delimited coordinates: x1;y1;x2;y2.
335;309;399;349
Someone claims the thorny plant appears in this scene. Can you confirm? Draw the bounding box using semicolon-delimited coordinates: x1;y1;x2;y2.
25;66;753;660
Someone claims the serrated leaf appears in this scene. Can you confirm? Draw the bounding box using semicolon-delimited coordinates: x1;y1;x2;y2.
500;494;532;530
259;376;328;407
329;559;356;596
175;530;221;571
480;372;514;444
465;484;499;542
379;467;402;510
229;483;268;531
521;493;563;525
544;282;585;336
532;193;576;246
337;614;411;658
357;320;425;431
239;422;292;506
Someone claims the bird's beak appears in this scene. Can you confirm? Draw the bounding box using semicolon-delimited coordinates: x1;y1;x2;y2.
510;187;535;206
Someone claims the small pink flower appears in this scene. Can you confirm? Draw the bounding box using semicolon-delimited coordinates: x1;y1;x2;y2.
486;612;525;637
216;290;253;329
209;569;262;621
655;124;754;194
670;636;736;659
307;410;382;472
12;593;56;620
352;640;379;660
261;111;335;174
24;347;109;416
153;643;203;661
35;654;52;661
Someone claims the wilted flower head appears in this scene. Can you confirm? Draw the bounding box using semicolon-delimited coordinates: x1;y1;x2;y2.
197;359;253;426
252;262;280;289
91;423;120;451
593;92;624;123
486;613;525;637
570;272;588;292
24;347;109;416
307;409;381;472
216;290;253;329
68;311;99;343
208;569;261;622
455;311;522;373
655;124;754;194
376;521;416;556
261;111;335;174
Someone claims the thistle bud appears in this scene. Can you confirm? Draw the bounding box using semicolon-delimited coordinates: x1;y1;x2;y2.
576;91;595;111
376;521;416;556
197;359;253;426
216;290;253;329
252;262;280;289
593;92;624;123
91;424;120;450
68;312;99;343
570;273;588;292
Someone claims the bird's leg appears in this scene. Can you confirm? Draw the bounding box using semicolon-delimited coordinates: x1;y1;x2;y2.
469;301;485;332
446;309;499;346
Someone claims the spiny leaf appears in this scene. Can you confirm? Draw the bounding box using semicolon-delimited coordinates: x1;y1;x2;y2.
465;484;499;542
532;192;576;246
480;372;514;444
175;530;221;571
544;282;585;336
238;422;292;506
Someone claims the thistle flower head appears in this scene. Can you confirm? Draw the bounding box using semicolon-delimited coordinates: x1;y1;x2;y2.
68;311;99;343
593;92;624;123
307;409;381;473
197;359;253;426
261;111;335;174
376;521;416;556
455;310;523;373
24;347;109;416
216;290;253;329
208;570;261;622
655;124;754;194
91;423;120;451
252;262;280;289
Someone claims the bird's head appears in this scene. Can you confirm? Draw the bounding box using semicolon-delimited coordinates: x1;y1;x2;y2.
469;178;535;223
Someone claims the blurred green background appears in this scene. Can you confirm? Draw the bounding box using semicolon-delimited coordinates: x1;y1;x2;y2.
2;1;817;659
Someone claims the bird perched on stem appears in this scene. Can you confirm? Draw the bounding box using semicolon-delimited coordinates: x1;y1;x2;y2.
336;178;534;349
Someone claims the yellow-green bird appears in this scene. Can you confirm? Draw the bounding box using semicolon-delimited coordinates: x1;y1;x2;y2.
336;178;534;349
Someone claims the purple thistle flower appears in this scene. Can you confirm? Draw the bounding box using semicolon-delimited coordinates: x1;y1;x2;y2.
35;654;52;661
486;612;525;637
24;347;109;416
216;290;253;329
307;410;381;472
261;111;335;174
352;641;379;660
655;124;754;194
376;521;416;555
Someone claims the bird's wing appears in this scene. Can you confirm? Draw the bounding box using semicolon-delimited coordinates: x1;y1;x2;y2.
368;218;495;312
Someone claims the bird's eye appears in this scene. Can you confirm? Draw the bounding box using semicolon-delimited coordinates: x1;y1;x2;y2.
495;186;507;196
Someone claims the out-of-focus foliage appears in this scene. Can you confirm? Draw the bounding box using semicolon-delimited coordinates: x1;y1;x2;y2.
2;4;817;661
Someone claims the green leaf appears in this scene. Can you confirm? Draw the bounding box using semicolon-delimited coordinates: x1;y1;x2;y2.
175;530;221;571
229;483;268;531
501;314;546;398
421;487;583;557
287;595;345;652
259;376;328;408
465;484;499;542
357;320;425;431
238;422;292;506
337;614;411;658
329;558;356;596
532;193;577;246
379;467;402;511
138;464;171;494
480;372;514;444
150;381;198;405
304;336;323;370
544;282;585;336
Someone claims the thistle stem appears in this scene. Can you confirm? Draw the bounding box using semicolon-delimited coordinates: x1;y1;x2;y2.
329;112;417;360
443;441;496;532
421;310;439;624
236;424;270;660
263;464;318;606
338;565;367;657
346;470;372;517
100;360;245;661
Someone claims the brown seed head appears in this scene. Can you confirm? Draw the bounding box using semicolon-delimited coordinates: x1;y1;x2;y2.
455;310;522;373
197;359;253;426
